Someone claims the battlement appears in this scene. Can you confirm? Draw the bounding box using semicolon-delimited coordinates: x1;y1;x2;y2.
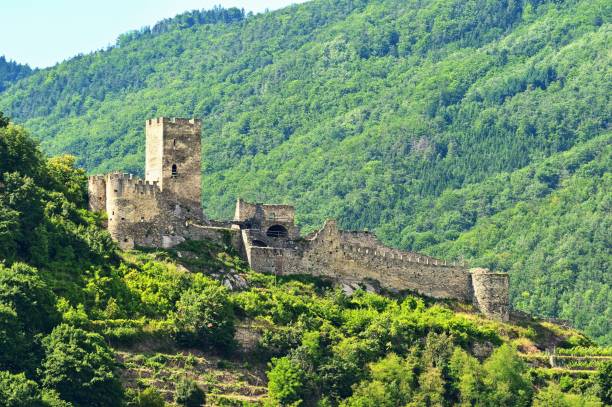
146;117;202;127
339;243;463;268
106;173;160;197
88;174;106;181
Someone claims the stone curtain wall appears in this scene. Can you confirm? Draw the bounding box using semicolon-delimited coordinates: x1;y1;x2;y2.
246;220;510;320
248;220;472;301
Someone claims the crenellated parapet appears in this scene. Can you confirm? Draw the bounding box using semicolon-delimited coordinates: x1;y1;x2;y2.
106;172;160;199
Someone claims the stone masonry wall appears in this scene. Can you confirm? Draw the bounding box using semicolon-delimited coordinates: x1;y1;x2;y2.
470;268;510;321
145;118;202;212
234;199;300;239
87;175;107;213
248;220;472;301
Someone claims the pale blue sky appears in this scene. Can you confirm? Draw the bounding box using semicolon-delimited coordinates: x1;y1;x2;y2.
1;0;308;68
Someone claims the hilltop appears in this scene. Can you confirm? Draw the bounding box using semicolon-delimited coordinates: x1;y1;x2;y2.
0;0;609;345
0;56;32;92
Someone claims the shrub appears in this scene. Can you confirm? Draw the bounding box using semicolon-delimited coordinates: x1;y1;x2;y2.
0;262;59;335
134;387;166;407
597;361;612;405
41;324;123;406
267;357;307;406
174;377;205;407
174;286;235;352
0;370;45;407
0;303;33;373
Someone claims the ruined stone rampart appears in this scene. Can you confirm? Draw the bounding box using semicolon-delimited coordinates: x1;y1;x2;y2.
470;268;510;321
87;118;511;321
244;219;509;320
87;175;107;213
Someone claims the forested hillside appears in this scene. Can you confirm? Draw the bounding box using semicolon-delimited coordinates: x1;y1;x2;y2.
0;56;32;92
0;0;610;343
1;121;610;406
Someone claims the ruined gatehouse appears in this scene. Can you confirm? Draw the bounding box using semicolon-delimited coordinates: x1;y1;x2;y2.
88;117;510;321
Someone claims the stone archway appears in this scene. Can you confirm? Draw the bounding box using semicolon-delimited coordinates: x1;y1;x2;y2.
266;225;288;238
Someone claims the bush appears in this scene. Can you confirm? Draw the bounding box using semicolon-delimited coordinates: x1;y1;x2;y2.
0;303;33;373
0;370;45;407
267;357;307;406
174;286;235;352
0;262;59;335
133;387;166;407
597;362;612;405
41;324;123;406
174;377;205;407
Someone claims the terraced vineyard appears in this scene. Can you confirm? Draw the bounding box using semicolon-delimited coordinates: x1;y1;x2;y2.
118;350;268;406
522;347;612;372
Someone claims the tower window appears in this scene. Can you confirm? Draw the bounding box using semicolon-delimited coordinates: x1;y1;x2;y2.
171;164;178;177
173;139;176;148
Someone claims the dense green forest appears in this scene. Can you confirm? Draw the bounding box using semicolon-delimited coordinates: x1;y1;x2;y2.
1;120;610;406
0;56;32;92
0;0;610;344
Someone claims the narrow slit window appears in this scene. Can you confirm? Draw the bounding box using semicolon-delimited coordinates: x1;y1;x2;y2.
171;164;178;177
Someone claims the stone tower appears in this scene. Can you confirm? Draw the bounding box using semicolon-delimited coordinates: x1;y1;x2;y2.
145;117;202;211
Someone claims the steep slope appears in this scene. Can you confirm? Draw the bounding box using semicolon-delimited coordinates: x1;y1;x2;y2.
1;123;610;406
0;56;32;92
0;0;610;343
421;133;611;344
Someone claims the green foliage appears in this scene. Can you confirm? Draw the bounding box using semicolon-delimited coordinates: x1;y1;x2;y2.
449;348;487;406
0;262;59;334
482;344;533;406
132;387;166;407
342;341;537;407
343;353;416;407
0;111;9;127
0;56;32;92
0;123;115;275
173;284;236;352
0;370;45;407
267;356;307;406
174;377;205;407
427;136;611;344
596;362;612;405
41;324;123;406
534;383;603;407
0;262;59;374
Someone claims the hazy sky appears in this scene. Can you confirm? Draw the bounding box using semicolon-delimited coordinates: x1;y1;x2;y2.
1;0;308;68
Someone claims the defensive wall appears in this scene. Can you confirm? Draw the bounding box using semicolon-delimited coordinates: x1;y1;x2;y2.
88;118;510;321
235;202;509;321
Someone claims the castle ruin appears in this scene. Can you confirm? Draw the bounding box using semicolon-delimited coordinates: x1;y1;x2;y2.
89;117;510;321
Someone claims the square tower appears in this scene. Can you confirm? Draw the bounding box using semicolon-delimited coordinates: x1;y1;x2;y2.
145;117;202;210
